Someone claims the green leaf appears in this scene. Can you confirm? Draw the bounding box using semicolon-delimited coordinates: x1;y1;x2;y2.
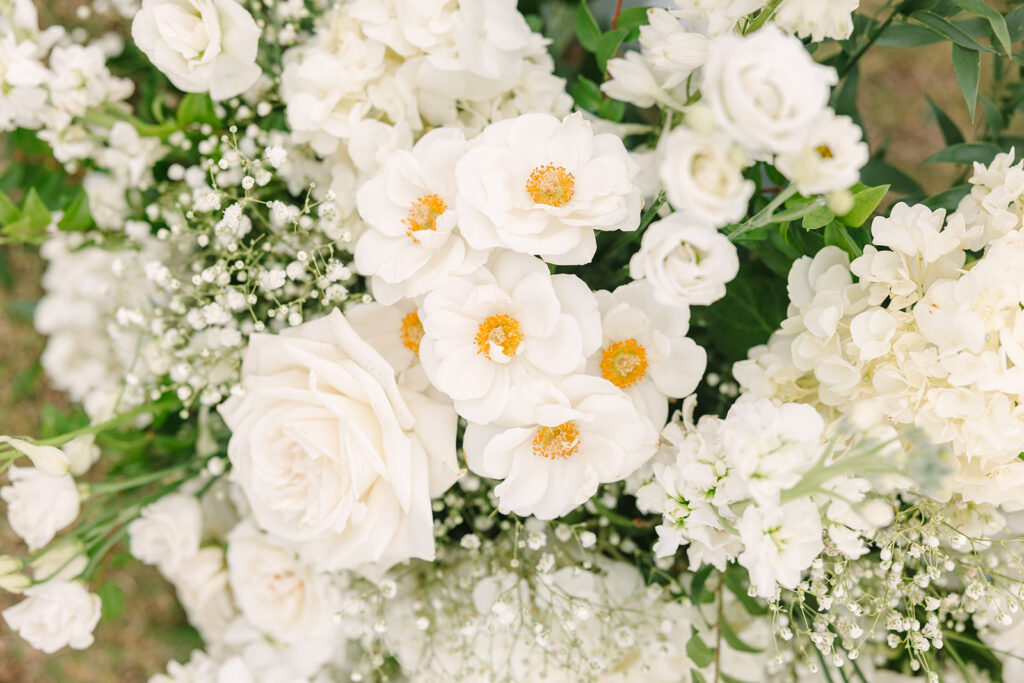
825;221;863;258
177;92;221;127
724;564;768;616
923;184;972;210
596;28;629;73
10;362;41;402
831;63;861;125
598;97;626;122
615;6;650;33
0;216;42;245
701;262;788;365
978;93;1005;136
691;669;709;683
951;43;981;121
687;628;715;668
690;564;717;605
0;190;20;224
571;75;603;112
924;141;1000;164
926;95;964;145
1007;5;1024;42
575;0;601;52
22;188;51;229
802;205;835;230
876;22;945;47
720;615;764;653
951;0;1012;56
57;190;93;232
0;248;11;288
840;184;890;227
861;159;923;195
97;581;126;621
911;10;995;52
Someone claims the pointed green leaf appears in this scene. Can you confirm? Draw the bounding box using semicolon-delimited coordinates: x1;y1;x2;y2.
802;205;835;230
926;95;964;145
876;22;945;47
720;615;764;653
840;184;890;227
687;628;715;668
177;92;221;127
978;93;1005;136
571;75;603;112
0;216;42;245
575;0;601;52
615;6;650;41
951;0;1012;56
911;10;995;52
596;28;629;73
861;159;923;195
691;669;709;683
924;141;999;164
22;188;51;230
690;564;717;605
1007;5;1024;42
57;190;93;233
951;43;980;121
923;184;972;210
0;190;21;224
825;221;863;258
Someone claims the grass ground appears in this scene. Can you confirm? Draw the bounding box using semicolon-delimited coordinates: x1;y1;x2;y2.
0;2;1021;681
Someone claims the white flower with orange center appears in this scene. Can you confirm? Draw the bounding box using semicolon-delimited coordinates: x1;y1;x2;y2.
355;128;488;305
418;251;602;425
463;374;659;519
454;111;643;265
586;281;707;427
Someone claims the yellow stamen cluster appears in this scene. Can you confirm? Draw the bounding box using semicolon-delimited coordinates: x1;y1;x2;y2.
526;164;575;207
404;194;447;241
532;421;581;460
816;145;834;159
400;311;424;354
474;314;524;358
600;338;648;389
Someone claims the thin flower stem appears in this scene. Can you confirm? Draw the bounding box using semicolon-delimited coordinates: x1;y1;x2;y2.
725;186;799;241
743;0;783;35
31;395;180;448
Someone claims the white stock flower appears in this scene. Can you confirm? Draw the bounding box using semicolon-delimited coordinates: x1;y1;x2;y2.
659;126;754;227
463;374;658;519
219;309;459;574
354;127;486;304
702;25;837;154
2;580;101;653
1;467;80;551
127;492;203;576
629;213;739;307
418;252;602;424
774;0;859;42
172;546;236;642
672;0;766;36
0;436;69;475
776;111;869;196
226;522;338;643
737;499;823;598
455;112;643;265
131;0;262;100
587;281;706;427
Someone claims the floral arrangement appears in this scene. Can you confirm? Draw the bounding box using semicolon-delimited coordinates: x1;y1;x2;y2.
2;0;1024;681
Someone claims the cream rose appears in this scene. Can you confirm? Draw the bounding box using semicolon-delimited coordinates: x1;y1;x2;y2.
0;467;80;551
127;492;203;576
218;309;459;575
131;0;262;101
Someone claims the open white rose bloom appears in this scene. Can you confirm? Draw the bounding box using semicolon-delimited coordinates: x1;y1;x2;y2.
5;0;1024;681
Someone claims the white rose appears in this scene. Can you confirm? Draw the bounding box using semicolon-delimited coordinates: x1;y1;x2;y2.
1;467;80;551
131;0;262;100
127;492;203;576
776;111;869;196
2;580;102;653
218;309;459;574
658;125;754;228
702;26;837;154
226;522;338;643
629;213;740;308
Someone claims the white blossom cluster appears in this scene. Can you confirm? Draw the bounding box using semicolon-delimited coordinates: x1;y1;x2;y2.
736;152;1024;509
606;13;868;228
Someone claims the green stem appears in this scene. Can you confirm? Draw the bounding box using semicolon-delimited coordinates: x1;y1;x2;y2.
83;461;199;497
839;1;899;79
725;186;799;241
743;0;783;34
32;395;180;448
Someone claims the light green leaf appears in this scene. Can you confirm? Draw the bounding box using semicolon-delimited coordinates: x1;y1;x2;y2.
951;0;1012;56
951;43;981;121
177;92;221;127
57;190;93;233
840;184;890;227
720;615;764;654
22;188;51;229
801;205;835;230
687;628;715;669
575;0;601;52
615;6;650;41
571;75;603;112
0;190;20;224
596;28;629;73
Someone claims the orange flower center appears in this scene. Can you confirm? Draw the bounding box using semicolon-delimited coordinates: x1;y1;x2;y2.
474;314;523;358
532;421;581;460
404;194;447;242
816;145;834;159
526;164;575;207
400;311;424;354
600;339;648;389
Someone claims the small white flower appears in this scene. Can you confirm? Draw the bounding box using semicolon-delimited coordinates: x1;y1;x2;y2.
776;112;869;196
737;499;823;598
0;467;80;551
455;112;643;265
0;436;70;476
3;580;102;653
131;0;262;100
629;213;739;308
127;493;203;576
774;0;860;42
464;374;658;520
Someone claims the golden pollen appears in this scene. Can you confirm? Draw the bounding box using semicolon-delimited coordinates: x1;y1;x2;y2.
400;311;424;354
532;421;581;460
815;144;834;159
600;338;649;389
526;164;575;207
404;194;447;241
474;314;524;358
